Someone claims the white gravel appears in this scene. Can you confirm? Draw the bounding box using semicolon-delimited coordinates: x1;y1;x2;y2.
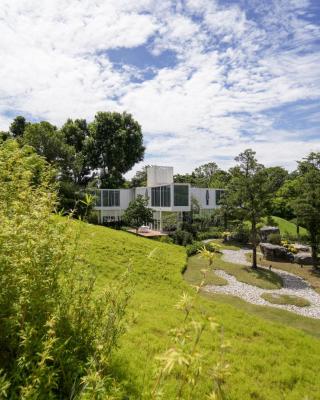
204;249;320;319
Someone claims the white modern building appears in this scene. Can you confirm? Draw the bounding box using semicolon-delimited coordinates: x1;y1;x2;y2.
92;166;225;231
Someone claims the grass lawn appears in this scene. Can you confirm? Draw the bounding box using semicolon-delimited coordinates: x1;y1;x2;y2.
261;293;311;307
208;238;243;251
247;253;320;294
184;253;228;286
76;220;320;399
215;253;283;289
269;216;307;237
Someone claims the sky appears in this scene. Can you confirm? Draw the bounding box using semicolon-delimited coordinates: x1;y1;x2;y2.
0;0;320;176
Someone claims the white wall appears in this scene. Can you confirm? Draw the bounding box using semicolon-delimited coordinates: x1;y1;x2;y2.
190;187;217;209
147;166;174;187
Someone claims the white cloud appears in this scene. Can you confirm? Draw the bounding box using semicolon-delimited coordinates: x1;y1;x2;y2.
0;0;319;174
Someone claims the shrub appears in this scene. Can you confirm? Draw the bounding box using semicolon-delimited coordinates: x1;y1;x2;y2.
197;227;223;240
186;241;220;257
172;229;194;246
0;141;130;399
267;233;282;245
231;223;250;244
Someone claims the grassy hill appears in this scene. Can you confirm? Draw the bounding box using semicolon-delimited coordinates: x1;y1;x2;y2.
77;221;320;399
271;216;307;237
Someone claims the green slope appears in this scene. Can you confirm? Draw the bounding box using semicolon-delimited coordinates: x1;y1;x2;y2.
77;221;320;399
272;216;307;237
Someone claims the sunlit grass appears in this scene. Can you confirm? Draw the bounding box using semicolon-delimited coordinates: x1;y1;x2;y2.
75;220;320;399
261;293;311;307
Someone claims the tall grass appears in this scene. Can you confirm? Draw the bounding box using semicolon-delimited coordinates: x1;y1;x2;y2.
0;141;130;399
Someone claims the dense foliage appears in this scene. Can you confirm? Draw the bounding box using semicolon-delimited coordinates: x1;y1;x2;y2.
0;141;130;399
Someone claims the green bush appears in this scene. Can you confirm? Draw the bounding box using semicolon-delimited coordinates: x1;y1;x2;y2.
0;141;130;399
197;227;223;240
267;232;282;245
186;241;218;257
231;223;250;244
172;229;194;246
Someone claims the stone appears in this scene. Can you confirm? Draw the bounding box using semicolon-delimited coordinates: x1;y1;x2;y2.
260;242;292;261
294;253;314;265
294;244;310;253
260;226;280;242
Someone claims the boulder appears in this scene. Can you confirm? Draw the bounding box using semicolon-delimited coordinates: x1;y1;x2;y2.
294;253;313;265
294;244;310;253
260;242;292;262
260;226;280;242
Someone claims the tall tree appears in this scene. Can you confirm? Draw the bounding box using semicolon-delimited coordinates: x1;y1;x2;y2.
226;149;271;268
60;119;90;184
291;152;320;269
123;195;153;234
9;116;29;138
130;165;150;187
23;121;73;168
193;162;219;186
87;112;145;188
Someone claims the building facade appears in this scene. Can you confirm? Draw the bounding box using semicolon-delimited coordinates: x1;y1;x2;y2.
92;166;225;230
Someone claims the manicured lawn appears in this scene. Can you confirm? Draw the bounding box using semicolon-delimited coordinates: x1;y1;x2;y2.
184;253;228;286
269;216;307;237
261;293;311;307
247;253;320;294
76;221;320;399
209;238;244;251
215;253;283;289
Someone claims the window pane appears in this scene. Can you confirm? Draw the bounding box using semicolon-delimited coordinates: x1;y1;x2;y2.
174;185;189;206
94;190;101;206
114;191;120;206
216;190;225;205
102;190;108;207
206;190;209;206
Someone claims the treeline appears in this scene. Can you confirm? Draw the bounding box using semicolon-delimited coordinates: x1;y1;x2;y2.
1;113;145;214
131;160;298;220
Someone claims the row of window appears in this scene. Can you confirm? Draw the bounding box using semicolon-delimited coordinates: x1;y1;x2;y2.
94;190;120;207
94;187;223;208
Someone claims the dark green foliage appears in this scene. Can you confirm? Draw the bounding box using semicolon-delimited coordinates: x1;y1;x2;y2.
9;115;29;138
267;233;282;245
172;229;194;246
231;223;251;244
123;195;153;233
197;227;224;240
226;149;272;268
130;165;149;187
87;112;145;188
291;152;320;268
186;241;217;256
23;121;73;167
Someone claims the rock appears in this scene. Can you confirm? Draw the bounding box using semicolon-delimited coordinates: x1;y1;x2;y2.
260;242;292;261
294;253;314;265
260;226;280;242
294;244;310;252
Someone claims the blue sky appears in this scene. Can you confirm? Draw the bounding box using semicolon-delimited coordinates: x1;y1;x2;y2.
0;0;319;175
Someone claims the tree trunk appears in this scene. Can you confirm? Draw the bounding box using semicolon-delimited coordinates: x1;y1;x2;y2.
311;240;319;269
251;220;258;269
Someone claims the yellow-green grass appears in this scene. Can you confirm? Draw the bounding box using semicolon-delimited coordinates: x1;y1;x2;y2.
213;253;283;289
261;293;311;307
75;220;320;399
208;238;243;251
247;253;320;294
184;253;228;286
268;216;307;237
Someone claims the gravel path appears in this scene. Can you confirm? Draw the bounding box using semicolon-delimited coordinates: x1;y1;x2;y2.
204;249;320;319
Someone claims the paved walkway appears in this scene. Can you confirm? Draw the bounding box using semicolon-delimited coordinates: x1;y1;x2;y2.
204;249;320;319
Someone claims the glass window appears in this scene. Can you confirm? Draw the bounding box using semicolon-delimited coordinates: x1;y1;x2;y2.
94;190;101;207
206;190;209;206
215;190;225;205
102;190;120;207
151;187;160;207
174;185;189;206
151;186;171;207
